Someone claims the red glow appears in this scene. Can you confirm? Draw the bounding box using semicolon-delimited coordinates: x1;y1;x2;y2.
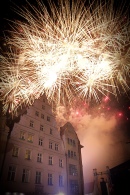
118;112;123;117
103;96;109;102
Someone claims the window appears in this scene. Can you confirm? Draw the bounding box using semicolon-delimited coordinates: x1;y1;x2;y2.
70;180;79;194
39;138;43;146
70;139;72;145
73;140;76;146
35;111;39;117
25;149;31;160
50;128;52;134
28;134;33;143
55;144;58;151
35;171;41;184
37;153;42;162
48;173;53;185
12;146;19;157
74;152;76;159
49;142;53;149
40;125;44;131
41;114;44;119
48;156;53;165
69;164;78;176
59;175;63;187
22;169;30;183
7;166;16;181
42;105;45;110
30;120;34;127
71;151;73;158
47;116;50;122
68;150;70;158
20;131;25;140
59;159;63;167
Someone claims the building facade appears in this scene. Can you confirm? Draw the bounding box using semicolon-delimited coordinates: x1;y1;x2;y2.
0;96;84;195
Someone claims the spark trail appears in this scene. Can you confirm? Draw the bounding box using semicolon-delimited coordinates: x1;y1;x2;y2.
0;0;130;117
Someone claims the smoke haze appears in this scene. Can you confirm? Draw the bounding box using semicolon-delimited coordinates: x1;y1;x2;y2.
55;103;130;182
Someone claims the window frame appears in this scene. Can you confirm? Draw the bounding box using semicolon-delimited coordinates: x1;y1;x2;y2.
7;165;16;181
48;173;53;185
35;171;42;184
48;156;53;165
25;149;31;160
22;169;30;183
37;153;42;163
12;146;19;157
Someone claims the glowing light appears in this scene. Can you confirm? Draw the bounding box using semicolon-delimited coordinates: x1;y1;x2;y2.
118;112;123;117
0;0;130;117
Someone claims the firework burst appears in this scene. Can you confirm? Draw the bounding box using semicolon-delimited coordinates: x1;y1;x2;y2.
0;0;130;117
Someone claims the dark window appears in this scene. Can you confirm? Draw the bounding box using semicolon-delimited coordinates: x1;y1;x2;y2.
22;169;30;183
48;173;53;185
39;138;43;146
59;175;63;187
7;166;16;181
69;164;78;176
41;114;44;119
35;171;41;184
70;180;79;194
47;116;50;121
35;111;39;116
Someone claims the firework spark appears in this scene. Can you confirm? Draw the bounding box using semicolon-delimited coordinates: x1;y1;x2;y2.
0;0;130;117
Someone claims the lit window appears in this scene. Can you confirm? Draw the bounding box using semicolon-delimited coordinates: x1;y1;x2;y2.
30;120;34;127
37;153;42;162
48;173;53;185
59;175;63;187
41;114;44;119
40;125;44;131
7;166;16;181
48;156;53;165
20;131;25;140
59;159;63;167
69;164;78;176
25;149;31;160
35;171;41;184
55;143;58;151
35;111;39;117
27;134;33;142
22;169;30;183
12;146;19;157
39;138;43;146
47;116;50;122
49;142;53;149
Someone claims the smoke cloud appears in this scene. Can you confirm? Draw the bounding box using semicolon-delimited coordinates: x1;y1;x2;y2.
55;102;130;183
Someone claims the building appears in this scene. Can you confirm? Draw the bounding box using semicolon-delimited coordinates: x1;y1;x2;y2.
110;160;130;195
0;96;84;195
60;122;84;195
